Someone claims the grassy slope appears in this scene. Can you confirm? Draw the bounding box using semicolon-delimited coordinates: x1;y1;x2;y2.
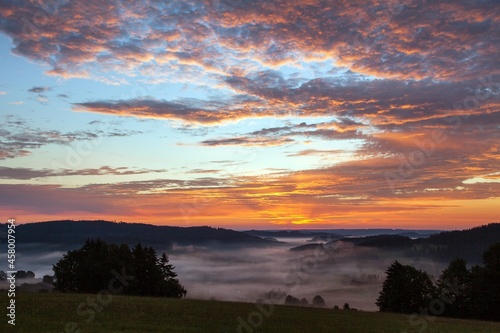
1;293;499;333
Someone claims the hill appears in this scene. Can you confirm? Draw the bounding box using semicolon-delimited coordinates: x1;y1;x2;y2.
243;229;342;239
289;243;325;252
2;293;499;333
243;228;440;239
339;234;413;249
302;223;500;264
413;223;500;263
11;220;277;249
300;223;500;264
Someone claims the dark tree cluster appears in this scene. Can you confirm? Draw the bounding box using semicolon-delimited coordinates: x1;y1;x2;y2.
0;270;36;280
284;294;326;307
376;262;434;313
53;239;186;298
377;243;500;321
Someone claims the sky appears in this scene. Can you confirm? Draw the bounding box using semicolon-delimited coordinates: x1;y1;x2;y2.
0;0;498;229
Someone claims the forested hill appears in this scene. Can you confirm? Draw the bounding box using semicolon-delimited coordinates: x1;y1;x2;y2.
413;223;500;263
339;234;414;248
336;223;500;263
12;220;277;248
286;223;500;264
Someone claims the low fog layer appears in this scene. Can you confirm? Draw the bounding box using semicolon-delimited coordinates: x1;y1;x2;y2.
10;240;447;311
165;240;446;311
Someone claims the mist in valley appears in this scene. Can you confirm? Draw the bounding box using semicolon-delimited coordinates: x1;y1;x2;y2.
6;238;449;311
166;240;447;311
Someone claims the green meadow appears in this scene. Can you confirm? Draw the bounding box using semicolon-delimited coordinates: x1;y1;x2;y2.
1;293;499;333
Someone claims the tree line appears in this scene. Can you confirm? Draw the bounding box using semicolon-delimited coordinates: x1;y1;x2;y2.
377;242;500;321
53;239;186;298
0;270;35;280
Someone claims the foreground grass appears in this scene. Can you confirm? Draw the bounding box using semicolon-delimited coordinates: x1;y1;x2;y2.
1;293;499;333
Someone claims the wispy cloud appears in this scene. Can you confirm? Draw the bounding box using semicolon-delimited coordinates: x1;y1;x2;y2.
286;149;346;157
28;86;51;93
0;166;168;180
36;95;49;104
73;99;240;125
0;121;144;160
200;136;294;147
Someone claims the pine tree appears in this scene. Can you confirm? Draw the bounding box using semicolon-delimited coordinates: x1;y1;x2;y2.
158;253;186;298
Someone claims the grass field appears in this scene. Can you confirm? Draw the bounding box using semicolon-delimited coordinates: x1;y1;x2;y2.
1;293;499;333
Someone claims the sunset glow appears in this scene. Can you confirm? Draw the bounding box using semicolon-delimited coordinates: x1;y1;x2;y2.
0;0;498;229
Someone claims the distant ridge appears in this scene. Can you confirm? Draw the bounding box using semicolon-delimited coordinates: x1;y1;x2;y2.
244;229;441;238
287;223;500;264
243;229;343;239
414;223;500;263
14;220;277;248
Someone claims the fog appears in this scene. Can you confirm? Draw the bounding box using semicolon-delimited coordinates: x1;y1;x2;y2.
162;240;447;311
8;240;447;311
1;244;68;277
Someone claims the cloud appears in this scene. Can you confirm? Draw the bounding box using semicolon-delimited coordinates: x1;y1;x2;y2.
0;166;168;180
0;167;55;180
286;149;346;157
28;86;51;93
200;136;294;147
0;119;144;160
36;95;49;104
0;128;68;159
1;157;498;228
0;91;7;95
78;177;232;195
0;0;497;83
0;184;123;215
187;169;222;174
74;99;233;125
8;101;24;105
73;96;280;125
5;0;491;132
196;119;368;147
73;73;499;130
225;72;499;126
0;0;498;229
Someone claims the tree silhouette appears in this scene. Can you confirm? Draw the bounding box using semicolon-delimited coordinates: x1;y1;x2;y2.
284;295;301;306
376;261;435;313
16;270;27;279
468;243;500;321
42;275;54;284
157;253;186;298
436;258;470;318
312;295;326;307
53;239;185;298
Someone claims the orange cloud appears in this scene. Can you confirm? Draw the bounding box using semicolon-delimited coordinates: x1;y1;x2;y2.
0;0;497;82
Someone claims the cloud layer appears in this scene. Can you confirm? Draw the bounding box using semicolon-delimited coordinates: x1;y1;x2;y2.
0;0;498;228
1;1;498;81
